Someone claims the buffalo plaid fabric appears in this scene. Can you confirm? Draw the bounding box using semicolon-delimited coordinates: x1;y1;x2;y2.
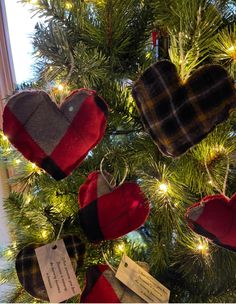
185;194;236;252
3;89;108;180
78;171;150;243
15;235;85;301
80;264;146;303
132;61;236;157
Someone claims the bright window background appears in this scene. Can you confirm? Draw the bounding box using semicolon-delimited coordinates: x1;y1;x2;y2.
5;0;42;83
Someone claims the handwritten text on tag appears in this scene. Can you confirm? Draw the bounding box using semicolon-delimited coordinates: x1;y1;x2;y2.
35;239;81;303
115;254;170;303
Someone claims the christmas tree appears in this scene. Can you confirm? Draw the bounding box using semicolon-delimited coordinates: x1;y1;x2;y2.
0;0;236;302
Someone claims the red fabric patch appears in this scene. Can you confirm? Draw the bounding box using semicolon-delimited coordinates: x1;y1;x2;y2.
98;182;149;240
79;172;100;207
186;194;236;248
51;96;107;175
3;107;47;165
81;265;120;303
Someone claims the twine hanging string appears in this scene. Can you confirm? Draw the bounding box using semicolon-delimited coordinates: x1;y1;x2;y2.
204;155;230;196
59;51;75;104
99;153;128;189
222;155;230;196
44;51;75;104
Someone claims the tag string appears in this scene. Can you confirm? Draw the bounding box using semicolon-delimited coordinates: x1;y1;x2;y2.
56;219;66;241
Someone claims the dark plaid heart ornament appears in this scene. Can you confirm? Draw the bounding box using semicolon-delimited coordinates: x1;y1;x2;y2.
185;194;236;252
132;61;236;157
3;89;108;180
15;235;85;301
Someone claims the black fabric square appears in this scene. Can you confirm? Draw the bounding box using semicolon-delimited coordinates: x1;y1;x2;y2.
155;99;172;119
177;103;196;126
161;117;180;137
78;199;104;242
41;157;67;180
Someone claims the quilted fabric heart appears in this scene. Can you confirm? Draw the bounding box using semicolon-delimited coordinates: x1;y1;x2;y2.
15;235;85;301
185;194;236;251
80;264;147;303
78;171;150;243
132;61;236;157
3;89;108;180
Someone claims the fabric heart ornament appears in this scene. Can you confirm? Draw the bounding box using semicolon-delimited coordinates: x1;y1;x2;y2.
185;194;236;251
15;235;85;301
80;264;147;303
3;89;108;180
132;61;236;157
78;171;150;243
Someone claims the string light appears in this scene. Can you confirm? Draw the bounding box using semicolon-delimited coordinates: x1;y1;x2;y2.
228;45;235;52
31;163;36;169
30;0;38;5
15;159;21;165
118;243;125;252
65;2;73;9
29;162;42;174
57;84;64;91
196;240;209;255
226;45;236;60
25;195;32;204
115;242;125;254
41;230;49;239
213;145;225;153
159;183;168;193
208;180;213;185
35;51;41;56
5;249;13;258
2;135;8;141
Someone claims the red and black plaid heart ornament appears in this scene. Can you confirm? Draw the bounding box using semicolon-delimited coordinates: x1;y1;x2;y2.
132;60;236;157
15;235;85;301
78;171;150;243
185;193;236;252
80;264;148;303
3;88;108;180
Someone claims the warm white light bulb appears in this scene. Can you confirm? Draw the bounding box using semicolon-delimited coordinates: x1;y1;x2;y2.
196;242;209;255
2;135;8;141
118;243;125;251
15;159;21;164
57;84;64;91
25;195;31;204
65;2;73;9
197;244;204;250
228;45;235;52
159;183;168;193
42;230;48;238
